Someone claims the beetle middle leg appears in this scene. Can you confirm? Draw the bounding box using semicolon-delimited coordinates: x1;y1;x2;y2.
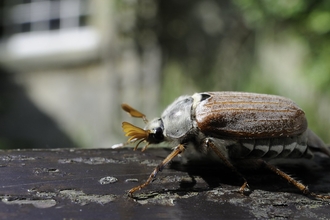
205;139;249;194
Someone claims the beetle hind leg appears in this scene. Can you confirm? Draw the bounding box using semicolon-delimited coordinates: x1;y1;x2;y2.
260;160;330;200
206;139;249;194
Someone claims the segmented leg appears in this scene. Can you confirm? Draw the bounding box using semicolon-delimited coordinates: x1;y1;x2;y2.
261;160;330;200
206;139;249;193
128;144;185;196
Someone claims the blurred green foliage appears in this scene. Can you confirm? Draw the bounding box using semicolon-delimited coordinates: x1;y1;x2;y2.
155;0;330;143
235;0;330;143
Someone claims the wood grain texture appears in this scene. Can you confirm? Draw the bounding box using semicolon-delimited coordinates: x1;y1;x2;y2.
195;92;307;139
1;148;329;219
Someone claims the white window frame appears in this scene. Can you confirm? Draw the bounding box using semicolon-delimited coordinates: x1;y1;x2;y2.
0;0;100;70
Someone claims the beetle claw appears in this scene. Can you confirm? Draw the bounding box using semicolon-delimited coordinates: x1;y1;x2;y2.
239;181;249;194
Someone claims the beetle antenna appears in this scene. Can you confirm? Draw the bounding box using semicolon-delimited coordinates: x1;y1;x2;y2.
121;104;148;123
116;121;151;151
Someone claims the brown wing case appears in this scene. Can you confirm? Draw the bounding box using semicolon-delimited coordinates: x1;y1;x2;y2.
195;92;307;139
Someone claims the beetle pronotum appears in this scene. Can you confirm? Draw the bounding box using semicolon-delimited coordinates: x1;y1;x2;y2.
115;91;330;199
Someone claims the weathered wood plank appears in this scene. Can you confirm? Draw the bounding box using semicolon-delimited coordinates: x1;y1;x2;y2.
0;148;330;219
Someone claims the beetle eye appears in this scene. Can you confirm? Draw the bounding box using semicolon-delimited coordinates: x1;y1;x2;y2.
150;127;164;143
154;127;164;139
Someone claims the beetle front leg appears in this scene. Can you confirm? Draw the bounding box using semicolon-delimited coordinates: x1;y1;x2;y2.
128;144;186;196
205;139;249;194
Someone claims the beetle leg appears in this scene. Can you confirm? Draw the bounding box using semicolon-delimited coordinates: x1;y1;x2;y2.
128;144;186;196
260;160;330;199
206;139;249;194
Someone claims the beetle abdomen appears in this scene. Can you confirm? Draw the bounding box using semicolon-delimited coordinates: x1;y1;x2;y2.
228;131;312;159
194;92;308;139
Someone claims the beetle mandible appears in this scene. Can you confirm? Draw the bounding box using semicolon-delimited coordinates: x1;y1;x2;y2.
114;91;330;199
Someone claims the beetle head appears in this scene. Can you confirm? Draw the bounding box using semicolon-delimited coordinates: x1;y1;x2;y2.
120;104;164;151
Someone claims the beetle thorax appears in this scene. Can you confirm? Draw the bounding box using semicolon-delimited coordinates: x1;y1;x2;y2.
160;96;195;140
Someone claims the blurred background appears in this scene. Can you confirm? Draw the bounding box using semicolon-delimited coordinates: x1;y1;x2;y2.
1;0;330;149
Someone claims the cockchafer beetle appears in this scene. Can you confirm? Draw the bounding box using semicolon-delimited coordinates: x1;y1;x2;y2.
113;91;330;199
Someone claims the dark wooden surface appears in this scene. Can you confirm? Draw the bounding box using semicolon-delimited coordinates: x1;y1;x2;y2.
1;147;330;219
